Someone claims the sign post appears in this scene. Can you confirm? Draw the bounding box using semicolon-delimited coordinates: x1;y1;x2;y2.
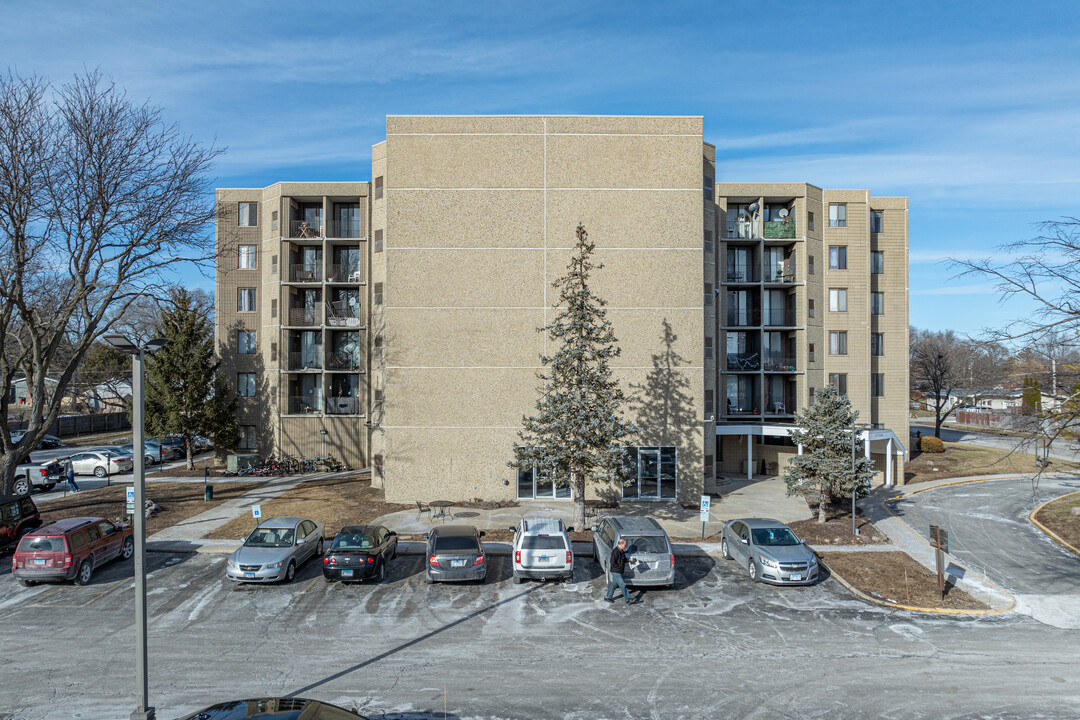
252;504;262;532
126;486;136;521
930;524;949;600
699;495;711;540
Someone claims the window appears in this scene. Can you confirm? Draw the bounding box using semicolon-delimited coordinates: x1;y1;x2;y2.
704;230;714;254
809;387;816;406
872;423;884;430
238;373;256;397
270;299;277;319
238;288;256;312
270;342;277;362
238;425;256;450
271;210;279;231
808;255;815;275
872;373;885;397
829;203;846;228
871;211;883;233
373;282;383;305
238;202;258;227
808;211;815;231
829;288;847;312
808;299;815;318
808;343;815;362
374;229;383;253
704;337;713;360
829;246;847;269
705;391;714;414
871;333;884;357
871;292;884;315
829;331;847;356
829;373;847;396
271;255;278;275
238;331;256;354
704;283;713;307
374;176;384;200
238;245;257;269
871;251;884;274
704;176;714;201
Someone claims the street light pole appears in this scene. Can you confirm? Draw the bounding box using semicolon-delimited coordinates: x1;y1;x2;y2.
851;419;857;537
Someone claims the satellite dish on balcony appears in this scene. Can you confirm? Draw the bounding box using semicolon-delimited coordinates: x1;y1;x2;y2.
748;202;760;214
778;208;789;219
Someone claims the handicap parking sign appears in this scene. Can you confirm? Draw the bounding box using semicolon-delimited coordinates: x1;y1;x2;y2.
252;505;261;520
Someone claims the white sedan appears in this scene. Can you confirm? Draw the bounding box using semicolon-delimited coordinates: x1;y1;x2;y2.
67;451;134;477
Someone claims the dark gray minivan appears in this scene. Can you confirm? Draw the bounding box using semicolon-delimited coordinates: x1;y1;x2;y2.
591;516;675;588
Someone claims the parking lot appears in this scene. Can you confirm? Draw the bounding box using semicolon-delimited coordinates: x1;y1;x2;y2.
2;548;1079;719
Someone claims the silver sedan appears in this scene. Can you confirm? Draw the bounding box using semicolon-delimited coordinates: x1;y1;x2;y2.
721;518;820;585
226;516;325;584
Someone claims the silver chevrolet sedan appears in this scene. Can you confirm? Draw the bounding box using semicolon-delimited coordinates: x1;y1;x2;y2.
721;517;819;585
226;516;324;584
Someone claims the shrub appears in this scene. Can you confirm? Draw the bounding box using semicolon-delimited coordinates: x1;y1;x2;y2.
920;436;945;453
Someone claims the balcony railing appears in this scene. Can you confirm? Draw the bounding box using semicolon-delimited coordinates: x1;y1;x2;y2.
289;265;323;282
764;309;796;327
287;307;320;326
764;265;796;283
288;352;322;371
287;396;321;414
725;268;760;283
289;221;323;239
725;309;760;327
326;354;361;371
326;219;363;239
325;396;360;415
726;353;760;371
763;220;796;239
725;220;760;239
763;356;797;372
326;300;362;327
327;264;363;283
765;395;797;414
724;401;762;416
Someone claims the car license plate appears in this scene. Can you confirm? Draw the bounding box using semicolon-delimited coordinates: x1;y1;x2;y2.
451;559;466;568
243;572;255;578
341;570;354;577
539;555;550;562
34;558;45;566
790;573;802;581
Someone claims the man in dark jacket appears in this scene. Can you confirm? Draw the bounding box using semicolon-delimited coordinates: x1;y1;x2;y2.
604;538;634;604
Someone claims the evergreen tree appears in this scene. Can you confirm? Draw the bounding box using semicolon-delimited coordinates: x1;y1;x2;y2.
511;225;637;530
782;386;875;523
143;289;237;468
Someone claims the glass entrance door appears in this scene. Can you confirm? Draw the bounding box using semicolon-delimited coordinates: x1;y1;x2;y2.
638;448;660;498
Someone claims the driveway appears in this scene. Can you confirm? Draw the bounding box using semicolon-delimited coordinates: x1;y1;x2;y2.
890;474;1080;628
911;423;1080;463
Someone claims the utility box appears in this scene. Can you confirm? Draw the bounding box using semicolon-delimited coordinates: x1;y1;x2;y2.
227;454;261;472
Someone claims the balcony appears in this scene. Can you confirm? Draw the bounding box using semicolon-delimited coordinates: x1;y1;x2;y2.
326;354;361;371
287;396;321;414
725;219;760;239
724;401;762;417
763;356;797;372
726;353;760;371
288;352;322;371
724;309;760;327
326;300;363;327
289;221;323;239
763;308;796;327
764;265;796;283
763;220;796;239
327;264;363;283
289;265;323;283
325;396;360;415
326;219;363;239
725;268;760;283
765;393;797;415
287;307;320;327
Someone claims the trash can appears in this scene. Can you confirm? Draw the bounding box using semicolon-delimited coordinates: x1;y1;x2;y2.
204;484;214;501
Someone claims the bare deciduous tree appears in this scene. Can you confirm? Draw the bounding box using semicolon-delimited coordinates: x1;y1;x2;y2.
910;328;1006;438
0;70;221;494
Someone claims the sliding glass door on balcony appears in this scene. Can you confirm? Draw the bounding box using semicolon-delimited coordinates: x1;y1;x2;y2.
725;331;759;370
726;246;757;282
330;246;362;282
725;375;759;415
289;375;322;414
763;289;793;326
725;290;759;326
331;202;362;238
326;374;360;414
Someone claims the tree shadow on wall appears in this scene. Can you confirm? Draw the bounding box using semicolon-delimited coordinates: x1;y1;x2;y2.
626;318;699;511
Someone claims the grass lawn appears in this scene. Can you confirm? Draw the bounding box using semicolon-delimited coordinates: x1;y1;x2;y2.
36;481;260;536
1033;491;1080;551
205;475;411;540
819;551;986;610
905;441;1080;483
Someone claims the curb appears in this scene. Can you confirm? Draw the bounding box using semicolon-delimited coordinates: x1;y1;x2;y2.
905;471;1080;496
819;559;1013;616
1029;491;1080;558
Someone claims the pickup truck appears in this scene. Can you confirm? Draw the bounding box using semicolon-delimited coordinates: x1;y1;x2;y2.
13;461;64;496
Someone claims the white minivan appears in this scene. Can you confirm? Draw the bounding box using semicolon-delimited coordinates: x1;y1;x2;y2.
509;517;574;584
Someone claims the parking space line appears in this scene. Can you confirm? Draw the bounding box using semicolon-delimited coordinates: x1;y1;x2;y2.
285;577;319;610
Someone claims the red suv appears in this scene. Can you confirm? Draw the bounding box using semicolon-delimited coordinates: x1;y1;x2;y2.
0;494;41;553
12;517;134;587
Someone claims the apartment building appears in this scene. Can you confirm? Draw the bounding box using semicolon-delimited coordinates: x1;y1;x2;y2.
214;116;908;502
712;184;908;487
215;182;370;470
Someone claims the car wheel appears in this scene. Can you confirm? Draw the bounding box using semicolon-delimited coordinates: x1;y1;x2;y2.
94;466;107;478
121;537;134;560
377;560;387;583
13;478;29;496
282;561;296;583
316;539;324;557
748;560;758;582
721;538;730;560
512;572;523;584
74;560;94;586
18;578;36;587
147;456;155;466
42;483;55;491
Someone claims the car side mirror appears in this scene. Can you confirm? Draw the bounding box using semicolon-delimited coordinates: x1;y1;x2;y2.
388;531;396;536
566;526;574;533
741;538;749;545
422;533;429;539
479;531;486;537
297;538;306;545
590;525;598;532
508;527;516;533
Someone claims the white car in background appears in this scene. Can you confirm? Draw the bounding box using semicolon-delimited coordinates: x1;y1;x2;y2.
66;451;133;477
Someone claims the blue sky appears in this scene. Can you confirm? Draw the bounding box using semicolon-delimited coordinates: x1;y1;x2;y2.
3;0;1077;336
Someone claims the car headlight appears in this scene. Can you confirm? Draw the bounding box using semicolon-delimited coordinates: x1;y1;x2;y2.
809;556;819;566
758;555;779;569
265;561;283;570
227;561;238;570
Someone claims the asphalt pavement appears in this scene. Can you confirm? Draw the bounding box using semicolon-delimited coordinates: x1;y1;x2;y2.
911;423;1080;463
890;474;1080;628
1;550;1079;719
